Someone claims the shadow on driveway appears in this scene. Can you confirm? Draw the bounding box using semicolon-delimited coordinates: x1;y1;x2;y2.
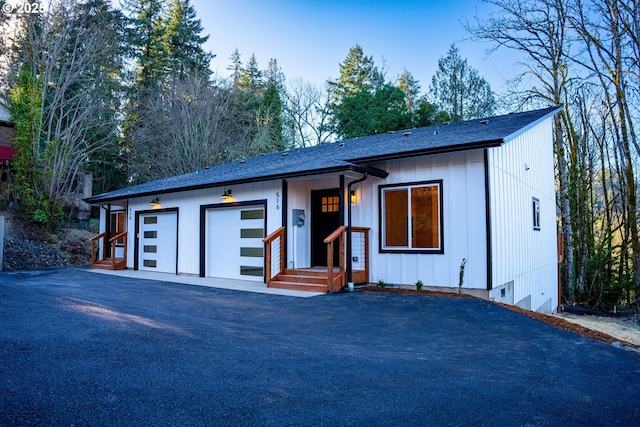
1;267;639;426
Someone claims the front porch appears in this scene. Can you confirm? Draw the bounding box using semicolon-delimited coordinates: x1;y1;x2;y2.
263;225;370;293
90;231;127;270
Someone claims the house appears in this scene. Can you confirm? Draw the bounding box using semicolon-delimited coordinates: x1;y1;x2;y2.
86;106;562;313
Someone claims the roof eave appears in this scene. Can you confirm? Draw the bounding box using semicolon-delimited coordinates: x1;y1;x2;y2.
85;163;388;205
502;105;563;143
350;139;504;164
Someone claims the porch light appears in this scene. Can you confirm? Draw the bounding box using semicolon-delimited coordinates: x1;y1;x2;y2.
149;197;160;208
350;190;357;204
221;189;233;201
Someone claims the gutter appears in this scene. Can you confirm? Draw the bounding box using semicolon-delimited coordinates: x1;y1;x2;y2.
85;163;388;205
346;172;369;292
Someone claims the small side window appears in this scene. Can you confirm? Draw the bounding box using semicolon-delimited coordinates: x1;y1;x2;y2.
532;197;541;231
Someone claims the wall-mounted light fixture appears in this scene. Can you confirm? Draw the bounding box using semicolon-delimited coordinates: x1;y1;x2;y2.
220;189;233;201
350;190;357;204
149;197;160;208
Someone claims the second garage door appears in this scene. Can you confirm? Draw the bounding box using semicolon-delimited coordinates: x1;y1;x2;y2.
206;205;265;281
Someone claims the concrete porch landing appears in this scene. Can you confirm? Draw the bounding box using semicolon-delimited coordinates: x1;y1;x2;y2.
87;268;325;298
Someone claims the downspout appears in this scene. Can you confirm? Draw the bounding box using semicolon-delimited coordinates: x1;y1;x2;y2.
347;172;369;292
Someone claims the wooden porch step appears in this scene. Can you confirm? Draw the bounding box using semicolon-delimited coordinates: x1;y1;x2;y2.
267;268;344;293
282;268;330;277
267;280;329;293
92;258;126;270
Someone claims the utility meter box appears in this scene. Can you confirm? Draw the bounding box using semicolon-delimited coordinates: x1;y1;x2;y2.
292;209;305;227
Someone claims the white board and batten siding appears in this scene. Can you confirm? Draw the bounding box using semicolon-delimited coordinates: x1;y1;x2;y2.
125;180;282;278
353;150;488;289
487;117;558;313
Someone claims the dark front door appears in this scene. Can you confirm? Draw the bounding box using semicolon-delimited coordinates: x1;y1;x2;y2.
311;189;341;267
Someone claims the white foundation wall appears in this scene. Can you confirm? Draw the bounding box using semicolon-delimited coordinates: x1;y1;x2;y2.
488;118;558;313
352;150;488;289
125;180;282;275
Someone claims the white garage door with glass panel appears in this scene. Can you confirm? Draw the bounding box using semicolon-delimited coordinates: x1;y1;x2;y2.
207;206;265;281
139;211;177;273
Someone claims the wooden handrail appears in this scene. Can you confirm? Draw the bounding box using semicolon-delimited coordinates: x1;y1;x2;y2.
263;227;285;286
90;232;107;242
110;231;128;269
263;226;285;243
109;231;127;243
325;226;348;292
324;225;347;244
90;232;107;265
90;231;127;269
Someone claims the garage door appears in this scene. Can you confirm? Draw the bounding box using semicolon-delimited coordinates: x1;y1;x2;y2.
207;205;265;281
139;211;177;274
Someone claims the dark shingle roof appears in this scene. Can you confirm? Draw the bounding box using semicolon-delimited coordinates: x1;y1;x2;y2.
87;106;561;203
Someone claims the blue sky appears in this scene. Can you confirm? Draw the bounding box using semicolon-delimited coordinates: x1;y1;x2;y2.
190;0;515;96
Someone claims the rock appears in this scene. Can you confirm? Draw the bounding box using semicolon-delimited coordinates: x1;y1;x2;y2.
1;210;93;271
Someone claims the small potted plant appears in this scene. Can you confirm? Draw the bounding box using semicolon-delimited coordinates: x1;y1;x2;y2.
415;280;423;291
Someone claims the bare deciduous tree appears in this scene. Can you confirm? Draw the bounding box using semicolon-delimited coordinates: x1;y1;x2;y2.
127;73;257;183
284;79;335;147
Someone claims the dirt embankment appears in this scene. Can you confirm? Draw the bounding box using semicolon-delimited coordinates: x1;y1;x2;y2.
1;210;94;271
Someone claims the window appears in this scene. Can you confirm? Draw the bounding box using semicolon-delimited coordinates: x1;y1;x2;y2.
321;196;339;212
532;197;541;230
380;181;443;253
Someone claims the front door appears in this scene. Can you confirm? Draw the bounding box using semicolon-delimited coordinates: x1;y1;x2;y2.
311;189;341;267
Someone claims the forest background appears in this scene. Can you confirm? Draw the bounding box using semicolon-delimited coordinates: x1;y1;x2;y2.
0;0;638;310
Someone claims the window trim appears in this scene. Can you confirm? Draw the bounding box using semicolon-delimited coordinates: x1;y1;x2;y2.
532;197;541;231
378;180;444;254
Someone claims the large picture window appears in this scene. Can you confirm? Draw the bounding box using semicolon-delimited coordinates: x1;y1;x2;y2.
380;181;443;253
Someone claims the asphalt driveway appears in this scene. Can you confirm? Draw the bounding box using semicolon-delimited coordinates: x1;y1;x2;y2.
1;267;639;426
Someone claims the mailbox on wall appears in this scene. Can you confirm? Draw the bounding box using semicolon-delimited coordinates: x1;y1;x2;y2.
292;209;305;227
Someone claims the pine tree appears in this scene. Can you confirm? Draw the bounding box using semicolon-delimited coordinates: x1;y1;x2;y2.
123;0;165;88
397;68;421;113
228;48;243;88
238;53;263;91
162;0;213;79
327;44;383;105
429;44;495;122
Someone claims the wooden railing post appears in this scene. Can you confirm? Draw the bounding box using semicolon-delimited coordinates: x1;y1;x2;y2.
327;240;334;291
324;225;348;292
263;226;285;287
90;232;107;267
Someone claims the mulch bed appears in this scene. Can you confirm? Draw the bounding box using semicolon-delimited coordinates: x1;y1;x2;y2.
358;286;639;349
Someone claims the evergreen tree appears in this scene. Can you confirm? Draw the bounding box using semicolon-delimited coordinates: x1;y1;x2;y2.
414;98;451;127
335;84;412;139
397;68;421;113
429;44;495;121
123;0;165;89
228;48;243;88
327;44;384;105
238;53;263;91
162;0;213;79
